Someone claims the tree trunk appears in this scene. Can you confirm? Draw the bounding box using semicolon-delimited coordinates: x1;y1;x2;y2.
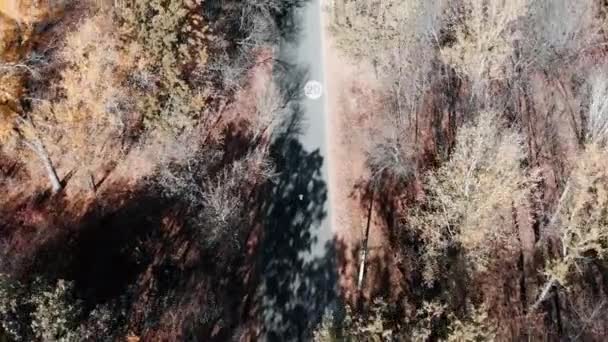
14;114;63;194
25;138;62;194
552;286;563;337
36;145;62;194
512;202;528;311
357;186;375;293
531;276;557;311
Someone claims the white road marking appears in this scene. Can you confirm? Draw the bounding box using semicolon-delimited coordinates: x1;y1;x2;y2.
304;80;323;99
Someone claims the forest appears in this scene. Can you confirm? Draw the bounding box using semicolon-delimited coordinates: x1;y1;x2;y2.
3;0;608;341
0;0;312;340
315;0;608;341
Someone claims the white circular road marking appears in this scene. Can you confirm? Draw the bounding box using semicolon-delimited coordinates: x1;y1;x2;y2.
304;80;323;99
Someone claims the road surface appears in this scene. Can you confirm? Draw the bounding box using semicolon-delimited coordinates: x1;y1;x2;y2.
293;0;333;262
257;0;337;340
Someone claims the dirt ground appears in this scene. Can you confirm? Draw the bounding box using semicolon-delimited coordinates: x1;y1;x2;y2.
322;8;405;304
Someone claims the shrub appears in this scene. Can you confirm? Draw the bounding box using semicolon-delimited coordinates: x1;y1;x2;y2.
446;305;496;342
0;274;25;341
116;0;211;129
29;280;82;342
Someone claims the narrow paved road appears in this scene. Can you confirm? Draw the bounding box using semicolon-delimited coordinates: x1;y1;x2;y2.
294;0;333;262
257;0;336;340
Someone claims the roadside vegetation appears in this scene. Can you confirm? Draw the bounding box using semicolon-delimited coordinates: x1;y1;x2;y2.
319;0;608;340
6;0;608;340
0;0;309;340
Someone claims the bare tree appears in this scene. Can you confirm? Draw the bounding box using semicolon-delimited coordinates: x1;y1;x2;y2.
441;0;528;92
238;0;308;48
366;137;414;182
15;116;62;193
0;17;60;191
532;143;608;310
333;0;446;177
524;0;600;70
0;90;63;193
252;78;288;142
407;111;529;284
158;145;275;248
0;56;43;79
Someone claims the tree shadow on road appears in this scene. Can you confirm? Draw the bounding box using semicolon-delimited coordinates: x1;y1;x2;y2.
243;61;339;341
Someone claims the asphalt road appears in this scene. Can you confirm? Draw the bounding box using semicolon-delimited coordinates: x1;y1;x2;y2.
257;0;336;340
293;0;333;263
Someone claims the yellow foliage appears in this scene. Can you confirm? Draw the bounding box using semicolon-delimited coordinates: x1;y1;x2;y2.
59;15;126;130
116;0;210;129
0;12;25;146
0;0;59;24
548;143;608;285
441;0;528;87
410;301;447;340
313;299;394;342
409;112;530;284
0;12;20;61
331;0;442;81
0;109;15;143
446;305;497;342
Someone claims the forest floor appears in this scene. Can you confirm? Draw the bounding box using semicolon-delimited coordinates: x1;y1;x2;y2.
322;9;406;305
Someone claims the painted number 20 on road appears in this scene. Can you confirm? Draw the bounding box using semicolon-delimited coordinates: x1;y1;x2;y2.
304;80;323;100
